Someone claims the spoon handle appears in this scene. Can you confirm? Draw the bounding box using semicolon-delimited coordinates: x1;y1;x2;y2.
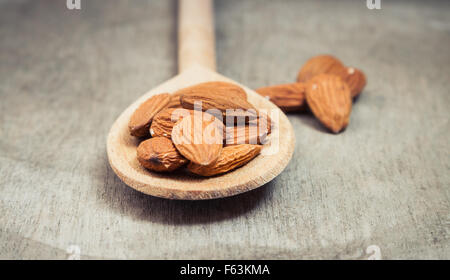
178;0;216;73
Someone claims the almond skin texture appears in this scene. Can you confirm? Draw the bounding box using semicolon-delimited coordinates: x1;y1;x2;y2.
181;90;257;122
166;92;184;108
306;74;352;133
171;112;224;166
256;83;307;112
337;67;367;98
174;81;247;101
150;108;192;138
187;144;262;176
181;91;254;112
137;137;188;172
128;93;171;137
296;55;345;83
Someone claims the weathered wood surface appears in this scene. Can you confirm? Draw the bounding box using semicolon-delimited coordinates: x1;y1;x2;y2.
0;0;449;259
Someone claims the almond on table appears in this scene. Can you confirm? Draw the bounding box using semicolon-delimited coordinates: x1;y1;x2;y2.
255;55;366;115
305;74;352;133
128;93;171;137
256;83;307;112
297;55;345;83
336;67;367;98
187;144;262;176
137;137;188;172
297;54;367;98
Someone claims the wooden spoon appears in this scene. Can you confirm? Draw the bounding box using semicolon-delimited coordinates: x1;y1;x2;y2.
107;0;295;200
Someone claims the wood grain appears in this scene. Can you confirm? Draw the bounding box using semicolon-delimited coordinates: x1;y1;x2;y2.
178;0;216;72
0;0;449;259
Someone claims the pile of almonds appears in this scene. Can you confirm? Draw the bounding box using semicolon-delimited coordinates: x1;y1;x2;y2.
128;55;366;176
129;81;272;176
256;55;366;133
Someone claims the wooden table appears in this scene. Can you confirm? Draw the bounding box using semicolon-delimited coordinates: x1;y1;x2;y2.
0;0;449;259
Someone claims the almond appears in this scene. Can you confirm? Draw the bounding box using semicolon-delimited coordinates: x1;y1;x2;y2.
256;83;307;112
128;93;171;137
180;89;257;122
174;81;247;100
296;55;345;83
137;137;188;172
166;92;184;108
171;112;224;166
306;74;352;133
187;144;262;176
337;67;367;98
150;108;192;138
